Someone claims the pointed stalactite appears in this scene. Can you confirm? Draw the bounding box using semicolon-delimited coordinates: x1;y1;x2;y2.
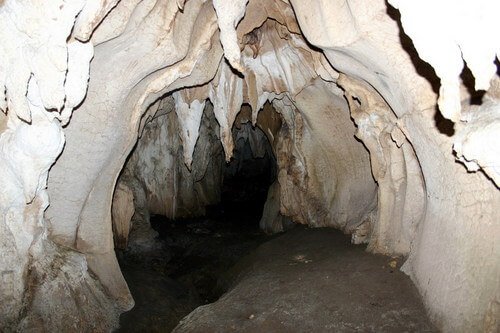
389;0;499;122
0;0;90;122
212;0;249;73
244;69;260;125
173;90;206;170
209;61;244;161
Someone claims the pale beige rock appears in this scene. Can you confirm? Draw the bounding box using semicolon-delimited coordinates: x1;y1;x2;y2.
454;99;500;188
208;61;244;160
338;74;424;255
390;0;499;122
73;0;121;41
0;0;498;332
0;0;118;329
259;181;288;234
290;2;499;330
173;90;206;169
112;182;135;249
212;0;249;72
45;4;222;326
117;98;224;224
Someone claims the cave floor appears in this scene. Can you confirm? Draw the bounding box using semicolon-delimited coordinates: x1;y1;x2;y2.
116;175;435;332
172;226;436;333
116;208;273;332
117;224;436;332
116;175;276;332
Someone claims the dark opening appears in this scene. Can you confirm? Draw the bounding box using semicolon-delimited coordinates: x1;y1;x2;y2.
117;121;279;332
219;122;277;222
150;123;277;301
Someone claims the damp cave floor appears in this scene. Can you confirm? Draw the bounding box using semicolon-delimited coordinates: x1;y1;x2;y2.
172;225;436;333
116;225;436;332
115;179;435;332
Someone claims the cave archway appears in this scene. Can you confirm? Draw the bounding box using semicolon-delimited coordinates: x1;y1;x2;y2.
113;100;285;330
221;121;277;223
0;0;498;332
110;85;432;331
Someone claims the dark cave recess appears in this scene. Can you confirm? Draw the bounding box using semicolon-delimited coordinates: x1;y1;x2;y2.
117;143;280;332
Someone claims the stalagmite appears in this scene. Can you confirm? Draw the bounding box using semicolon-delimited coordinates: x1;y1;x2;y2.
111;182;134;249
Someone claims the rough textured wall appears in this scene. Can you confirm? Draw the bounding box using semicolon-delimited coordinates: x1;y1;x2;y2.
271;82;378;234
147;17;378;239
0;0;120;329
113;98;225;251
289;0;499;331
44;2;224;329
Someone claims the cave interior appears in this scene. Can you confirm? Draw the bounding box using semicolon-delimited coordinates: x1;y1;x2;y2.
0;0;499;332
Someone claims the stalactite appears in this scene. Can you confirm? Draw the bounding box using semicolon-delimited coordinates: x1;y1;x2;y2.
0;0;498;331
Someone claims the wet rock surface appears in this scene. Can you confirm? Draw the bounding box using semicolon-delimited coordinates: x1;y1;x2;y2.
174;226;437;333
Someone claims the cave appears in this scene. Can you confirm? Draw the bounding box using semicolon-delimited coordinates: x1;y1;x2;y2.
0;1;499;332
115;103;282;331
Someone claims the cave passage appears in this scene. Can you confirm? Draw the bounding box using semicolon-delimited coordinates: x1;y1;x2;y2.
116;122;280;331
113;100;437;332
219;122;278;224
1;1;498;331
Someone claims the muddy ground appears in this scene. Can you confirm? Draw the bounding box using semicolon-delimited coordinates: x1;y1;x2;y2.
173;226;436;332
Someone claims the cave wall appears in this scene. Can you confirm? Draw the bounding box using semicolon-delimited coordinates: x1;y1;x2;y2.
287;1;499;331
112;97;225;251
43;1;224;325
0;1;122;329
0;0;498;331
273;80;378;234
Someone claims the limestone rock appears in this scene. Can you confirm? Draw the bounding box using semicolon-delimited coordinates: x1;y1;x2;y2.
112;182;135;249
212;0;249;73
454;99;500;188
0;0;498;332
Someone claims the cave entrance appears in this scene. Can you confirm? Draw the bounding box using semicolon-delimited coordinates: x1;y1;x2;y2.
218;120;278;225
152;120;278;302
114;94;434;332
116;101;283;331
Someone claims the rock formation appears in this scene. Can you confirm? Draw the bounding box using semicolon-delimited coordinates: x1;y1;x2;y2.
0;0;498;331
